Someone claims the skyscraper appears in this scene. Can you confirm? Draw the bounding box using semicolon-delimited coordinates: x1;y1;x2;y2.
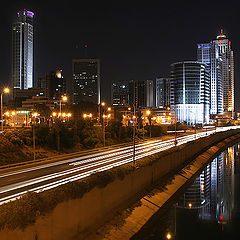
12;9;34;96
171;61;210;124
213;30;234;115
72;59;100;105
129;80;154;109
197;42;223;115
197;30;234;117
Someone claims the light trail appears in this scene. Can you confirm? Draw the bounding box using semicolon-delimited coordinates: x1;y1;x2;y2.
0;126;239;205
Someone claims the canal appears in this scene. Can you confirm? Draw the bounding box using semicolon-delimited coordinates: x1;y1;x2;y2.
132;143;240;240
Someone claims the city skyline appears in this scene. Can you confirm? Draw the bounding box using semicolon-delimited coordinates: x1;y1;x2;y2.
0;2;239;109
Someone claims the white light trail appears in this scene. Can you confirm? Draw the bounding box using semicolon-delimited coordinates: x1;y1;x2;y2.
0;126;239;205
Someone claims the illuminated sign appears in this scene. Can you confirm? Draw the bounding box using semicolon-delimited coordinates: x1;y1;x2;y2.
27;11;34;18
17;10;34;18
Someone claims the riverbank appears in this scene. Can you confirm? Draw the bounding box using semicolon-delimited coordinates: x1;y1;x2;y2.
86;132;240;240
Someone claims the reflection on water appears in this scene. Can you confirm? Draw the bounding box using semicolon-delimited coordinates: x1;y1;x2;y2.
179;147;234;223
132;144;240;240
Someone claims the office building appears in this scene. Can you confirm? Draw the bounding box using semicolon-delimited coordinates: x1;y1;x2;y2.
155;77;171;108
72;59;100;105
12;9;34;97
111;82;129;106
171;61;210;124
38;70;66;100
129;80;154;109
213;30;234;115
197;30;234;117
197;42;223;115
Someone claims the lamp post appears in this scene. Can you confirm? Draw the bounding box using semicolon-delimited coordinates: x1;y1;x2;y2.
146;110;151;138
132;105;136;165
32;112;38;161
167;107;177;146
102;114;107;146
60;96;68;115
1;88;10;132
98;102;105;123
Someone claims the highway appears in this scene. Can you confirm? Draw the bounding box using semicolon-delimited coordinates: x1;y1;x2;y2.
0;126;239;205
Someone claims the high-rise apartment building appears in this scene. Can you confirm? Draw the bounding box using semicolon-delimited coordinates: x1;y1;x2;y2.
72;59;100;105
171;61;210;124
129;80;154;109
197;30;234;117
12;9;34;96
155;77;171;108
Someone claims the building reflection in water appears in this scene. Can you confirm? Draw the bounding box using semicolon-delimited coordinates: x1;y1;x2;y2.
131;144;240;239
178;144;240;224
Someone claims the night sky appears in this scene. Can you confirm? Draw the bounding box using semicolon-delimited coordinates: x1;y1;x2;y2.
1;1;239;109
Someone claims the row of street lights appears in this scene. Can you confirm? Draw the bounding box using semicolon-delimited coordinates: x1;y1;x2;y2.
51;112;72;118
83;104;112;147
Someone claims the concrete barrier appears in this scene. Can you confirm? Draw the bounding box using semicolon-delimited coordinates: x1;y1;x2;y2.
0;129;240;240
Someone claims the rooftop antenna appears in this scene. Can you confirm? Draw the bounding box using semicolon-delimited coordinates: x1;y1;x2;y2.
84;44;88;58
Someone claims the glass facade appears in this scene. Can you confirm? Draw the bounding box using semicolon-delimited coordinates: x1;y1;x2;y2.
129;80;154;108
171;62;210;124
197;30;234;116
197;43;223;115
12;10;34;94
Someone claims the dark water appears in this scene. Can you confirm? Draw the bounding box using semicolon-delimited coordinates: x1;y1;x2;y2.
133;143;240;240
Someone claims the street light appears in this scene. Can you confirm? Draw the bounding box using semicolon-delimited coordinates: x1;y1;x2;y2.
167;107;177;146
32;112;39;161
60;96;68;115
146;110;152;138
102;114;107;146
52;112;57;117
1;88;10;132
166;233;172;239
146;110;151;115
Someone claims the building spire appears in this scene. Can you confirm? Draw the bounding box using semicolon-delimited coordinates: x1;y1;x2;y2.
217;29;226;39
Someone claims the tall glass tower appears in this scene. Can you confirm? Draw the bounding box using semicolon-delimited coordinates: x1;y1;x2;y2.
213;30;234;115
12;9;34;95
197;30;234;117
197;42;223;115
